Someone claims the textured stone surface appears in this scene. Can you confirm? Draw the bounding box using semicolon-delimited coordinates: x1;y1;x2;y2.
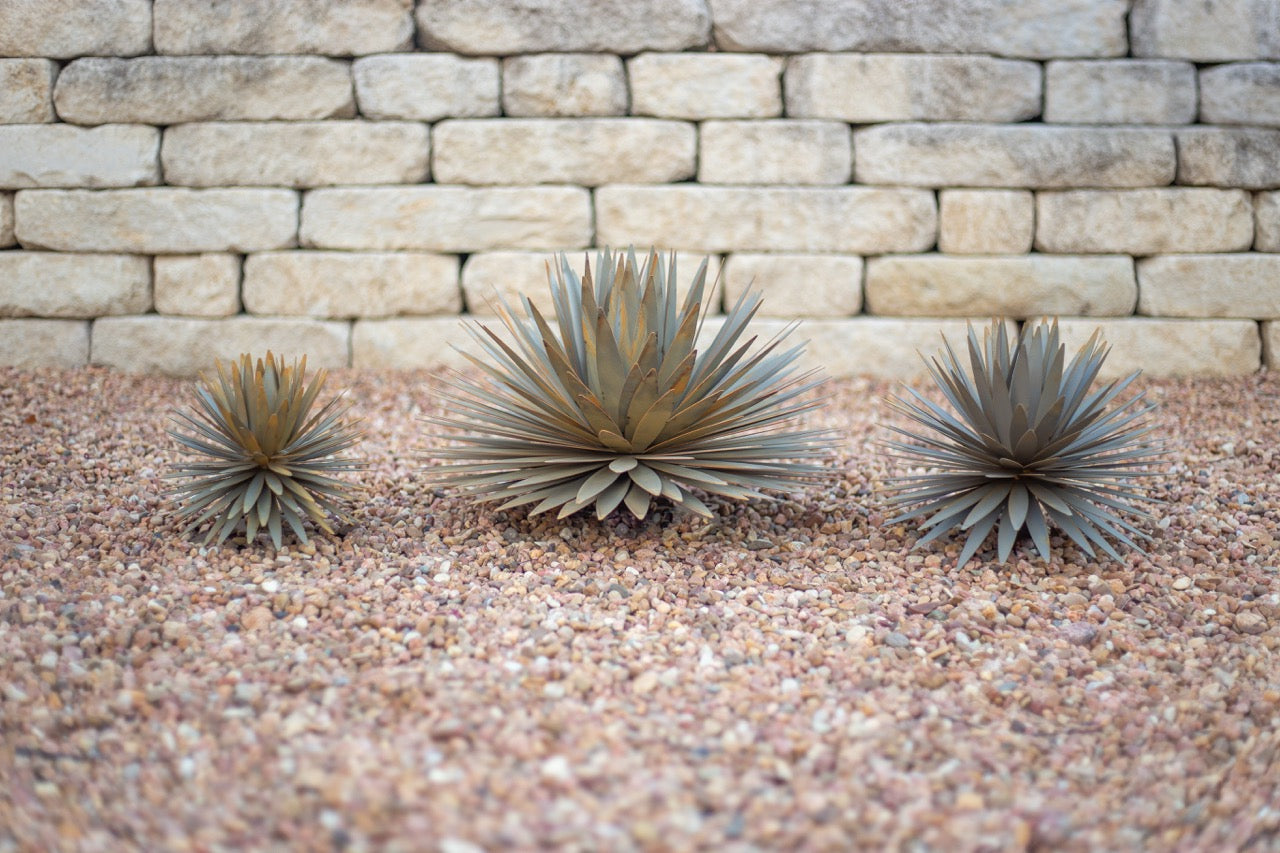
353;55;499;121
698;121;851;185
0;253;150;318
1137;254;1280;318
938;190;1034;254
0;320;89;367
1131;0;1280;61
1054;318;1261;378
1200;63;1280;126
502;55;627;117
162;122;428;188
154;254;241;317
629;53;783;119
855;124;1176;188
1264;321;1280;368
596;186;936;253
154;0;412;55
1177;128;1280;190
722;254;863;318
708;0;1127;58
0;0;151;58
416;0;710;53
0;59;56;123
1258;192;1280;251
785;54;1040;122
352;317;480;369
0;193;14;247
54;57;354;124
433;119;694;186
1044;60;1197;124
16;189;298;253
865;255;1136;317
243;252;461;318
1037;189;1254;254
92;316;350;375
302;187;591;251
0;125;158;189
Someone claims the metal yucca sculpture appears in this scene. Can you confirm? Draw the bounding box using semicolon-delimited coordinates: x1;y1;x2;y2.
429;248;830;520
166;352;363;548
884;320;1163;568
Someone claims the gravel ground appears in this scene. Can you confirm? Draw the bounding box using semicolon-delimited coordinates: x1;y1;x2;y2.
2;366;1278;852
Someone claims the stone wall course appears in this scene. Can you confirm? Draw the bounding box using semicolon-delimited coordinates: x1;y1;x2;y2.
1036;189;1254;255
153;0;413;56
1258;192;1280;251
1177;128;1280;190
938;190;1034;255
1138;254;1280;318
629;53;783;119
722;254;863;317
352;317;479;370
698;121;852;185
0;0;151;58
0;320;89;368
0;125;159;189
502;55;628;117
1053;318;1261;377
243;252;461;318
1200;63;1280;127
1044;60;1197;125
0;253;150;318
353;55;499;121
0;59;57;124
1263;321;1280;368
1131;0;1280;61
154;255;242;317
0;193;14;247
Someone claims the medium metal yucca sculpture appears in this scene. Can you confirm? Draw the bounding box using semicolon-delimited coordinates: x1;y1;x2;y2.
430;248;829;520
166;352;363;548
884;320;1163;568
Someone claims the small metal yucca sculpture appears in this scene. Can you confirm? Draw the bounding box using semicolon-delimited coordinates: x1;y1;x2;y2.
166;352;362;548
430;248;829;520
884;320;1162;568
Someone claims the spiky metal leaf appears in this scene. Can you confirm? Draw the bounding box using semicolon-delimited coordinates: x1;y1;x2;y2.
883;320;1164;568
428;248;831;521
166;352;363;548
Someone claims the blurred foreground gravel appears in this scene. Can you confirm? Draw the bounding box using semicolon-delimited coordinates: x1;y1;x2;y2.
2;367;1278;851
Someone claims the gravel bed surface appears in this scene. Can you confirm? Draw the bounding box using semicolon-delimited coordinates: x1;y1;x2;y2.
2;367;1278;851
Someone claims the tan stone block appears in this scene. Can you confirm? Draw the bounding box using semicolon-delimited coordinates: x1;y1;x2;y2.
1263;320;1280;368
502;55;627;117
154;254;241;317
1131;0;1280;61
1200;63;1280;127
698;121;851;185
1177;128;1280;190
629;53;783;119
0;193;13;247
938;190;1034;254
1037;189;1254;254
1258;192;1280;251
0;320;89;367
722;254;862;318
1052;318;1261;378
353;55;499;121
154;0;412;55
0;125;158;189
1138;254;1280;318
352;317;480;370
0;253;150;318
1044;60;1196;124
0;59;56;123
243;252;460;318
0;0;151;58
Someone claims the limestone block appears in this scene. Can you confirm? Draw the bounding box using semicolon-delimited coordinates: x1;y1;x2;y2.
54;57;354;125
154;0;412;55
0;0;151;58
162;122;428;188
0;59;56;123
353;55;499;121
1044;60;1197;124
301;187;591;251
0;125;159;189
785;54;1040;122
1177;128;1280;190
0;320;89;368
432;119;693;186
1137;254;1280;318
854;124;1176;188
698;121;851;185
938;190;1034;254
92;316;350;375
722;254;862;318
1053;318;1261;378
16;189;298;253
154;254;241;317
502;55;627;117
244;252;460;318
708;0;1127;58
629;53;783;119
0;194;13;247
1131;0;1280;61
1263;321;1280;368
865;255;1136;317
1037;189;1254;255
596;186;936;253
416;0;710;53
0;253;150;318
1258;192;1280;251
352;317;481;370
1200;63;1280;126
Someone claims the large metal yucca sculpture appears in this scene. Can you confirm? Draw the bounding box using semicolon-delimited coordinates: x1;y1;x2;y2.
884;320;1163;567
430;248;829;520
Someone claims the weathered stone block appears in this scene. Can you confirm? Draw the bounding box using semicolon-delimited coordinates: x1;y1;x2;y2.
0;0;151;58
1138;254;1280;318
596;186;936;253
54;57;354;125
722;254;862;317
698;121;851;185
154;0;412;55
0;253;150;318
1177;128;1280;190
0;59;56;123
352;317;480;370
1263;321;1280;368
0;125;159;189
17;189;298;253
1200;63;1280;126
502;55;627;117
432;119;694;186
1131;0;1280;61
938;190;1034;254
353;55;499;121
154;254;241;317
785;54;1040;122
301;187;591;251
629;53;783;119
865;255;1136;317
244;252;460;318
1044;60;1197;124
1258;192;1280;251
162;122;428;188
0;194;13;247
1053;318;1261;378
854;124;1176;188
92;316;350;375
0;320;89;368
1037;189;1254;254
